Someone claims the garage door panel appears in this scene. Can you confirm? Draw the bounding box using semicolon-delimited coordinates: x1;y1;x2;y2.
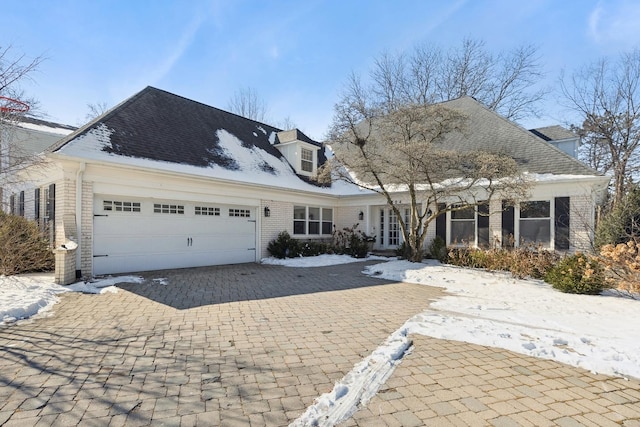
93;196;256;275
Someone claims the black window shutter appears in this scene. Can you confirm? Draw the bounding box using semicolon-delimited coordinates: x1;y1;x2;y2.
49;184;56;221
502;201;515;248
554;197;570;250
34;188;40;220
436;203;447;242
19;191;25;217
9;194;15;215
435;203;446;241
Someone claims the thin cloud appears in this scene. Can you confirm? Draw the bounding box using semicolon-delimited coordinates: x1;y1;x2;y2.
588;1;640;51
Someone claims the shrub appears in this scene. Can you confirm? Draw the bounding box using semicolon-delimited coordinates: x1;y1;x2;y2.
299;241;329;257
267;231;301;258
599;240;640;292
544;253;607;295
427;236;447;262
447;246;559;279
332;224;369;258
0;213;54;275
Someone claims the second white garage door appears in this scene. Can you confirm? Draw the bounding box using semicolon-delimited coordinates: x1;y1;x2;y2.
93;196;256;275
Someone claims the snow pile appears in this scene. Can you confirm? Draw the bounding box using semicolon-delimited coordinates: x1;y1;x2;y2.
67;275;145;294
0;273;67;324
0;274;145;325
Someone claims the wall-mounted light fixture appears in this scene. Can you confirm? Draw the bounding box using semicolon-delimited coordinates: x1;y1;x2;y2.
264;206;270;217
358;211;364;220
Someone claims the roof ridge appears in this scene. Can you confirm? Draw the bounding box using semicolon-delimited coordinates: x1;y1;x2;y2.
443;96;601;176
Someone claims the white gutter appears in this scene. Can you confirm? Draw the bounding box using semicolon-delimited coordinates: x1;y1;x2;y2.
75;162;85;275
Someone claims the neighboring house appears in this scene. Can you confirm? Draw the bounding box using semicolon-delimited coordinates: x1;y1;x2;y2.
19;87;608;284
529;125;580;158
0;115;75;223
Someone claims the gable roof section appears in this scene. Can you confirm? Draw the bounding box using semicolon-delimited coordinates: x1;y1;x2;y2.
529;125;576;141
51;86;329;188
14;116;76;136
440;97;597;176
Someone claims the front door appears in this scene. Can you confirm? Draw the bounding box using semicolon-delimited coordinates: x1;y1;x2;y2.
378;207;407;250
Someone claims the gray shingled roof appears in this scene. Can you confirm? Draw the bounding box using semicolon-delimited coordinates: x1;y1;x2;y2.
51;86;325;170
440;97;598;176
529;125;576;141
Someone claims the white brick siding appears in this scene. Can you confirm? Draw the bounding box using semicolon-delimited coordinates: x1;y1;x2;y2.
260;200;293;258
80;181;93;277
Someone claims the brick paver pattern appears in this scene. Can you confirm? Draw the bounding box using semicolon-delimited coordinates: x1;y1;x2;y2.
0;262;638;426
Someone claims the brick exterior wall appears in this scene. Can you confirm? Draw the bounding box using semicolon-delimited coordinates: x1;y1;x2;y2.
54;247;77;285
80;181;93;278
260;199;293;258
335;206;366;233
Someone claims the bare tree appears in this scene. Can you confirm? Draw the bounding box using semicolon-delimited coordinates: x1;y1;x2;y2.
0;46;45;195
227;86;268;122
328;74;529;262
368;38;546;121
561;49;640;208
84;101;110;122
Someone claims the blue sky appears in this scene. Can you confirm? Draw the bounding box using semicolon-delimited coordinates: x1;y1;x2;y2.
5;0;640;140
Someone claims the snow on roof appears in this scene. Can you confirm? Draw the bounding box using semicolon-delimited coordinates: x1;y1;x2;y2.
58;121;366;195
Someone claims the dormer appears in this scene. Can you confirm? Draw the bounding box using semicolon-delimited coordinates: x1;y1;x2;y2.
275;129;321;177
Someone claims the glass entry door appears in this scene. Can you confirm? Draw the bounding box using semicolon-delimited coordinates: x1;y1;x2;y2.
379;207;407;249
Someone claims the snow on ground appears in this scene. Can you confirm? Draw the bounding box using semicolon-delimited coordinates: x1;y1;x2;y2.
261;254;389;267
0;274;144;325
289;257;640;427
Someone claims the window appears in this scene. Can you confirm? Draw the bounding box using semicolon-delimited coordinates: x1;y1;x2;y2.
450;205;475;244
154;203;184;214
301;148;313;173
322;208;333;234
293;206;333;235
104;200;141;212
519;201;550;246
294;206;306;234
308;207;320;234
229;208;250;217
195;206;220;216
388;209;399;246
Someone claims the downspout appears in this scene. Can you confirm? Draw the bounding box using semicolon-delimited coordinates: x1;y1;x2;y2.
75;162;85;277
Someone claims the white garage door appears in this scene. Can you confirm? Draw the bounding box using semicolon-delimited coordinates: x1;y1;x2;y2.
93;196;256;275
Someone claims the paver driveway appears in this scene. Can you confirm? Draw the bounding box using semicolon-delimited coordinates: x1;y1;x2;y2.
1;261;639;426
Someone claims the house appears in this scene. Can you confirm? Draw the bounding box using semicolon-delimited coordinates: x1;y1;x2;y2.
529;125;580;158
0;115;75;227
16;87;608;284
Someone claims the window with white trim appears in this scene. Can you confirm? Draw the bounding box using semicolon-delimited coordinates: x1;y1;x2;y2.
195;206;220;216
519;201;550;246
154;204;184;214
104;200;141;212
293;206;333;235
301;148;313;173
450;205;475;244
